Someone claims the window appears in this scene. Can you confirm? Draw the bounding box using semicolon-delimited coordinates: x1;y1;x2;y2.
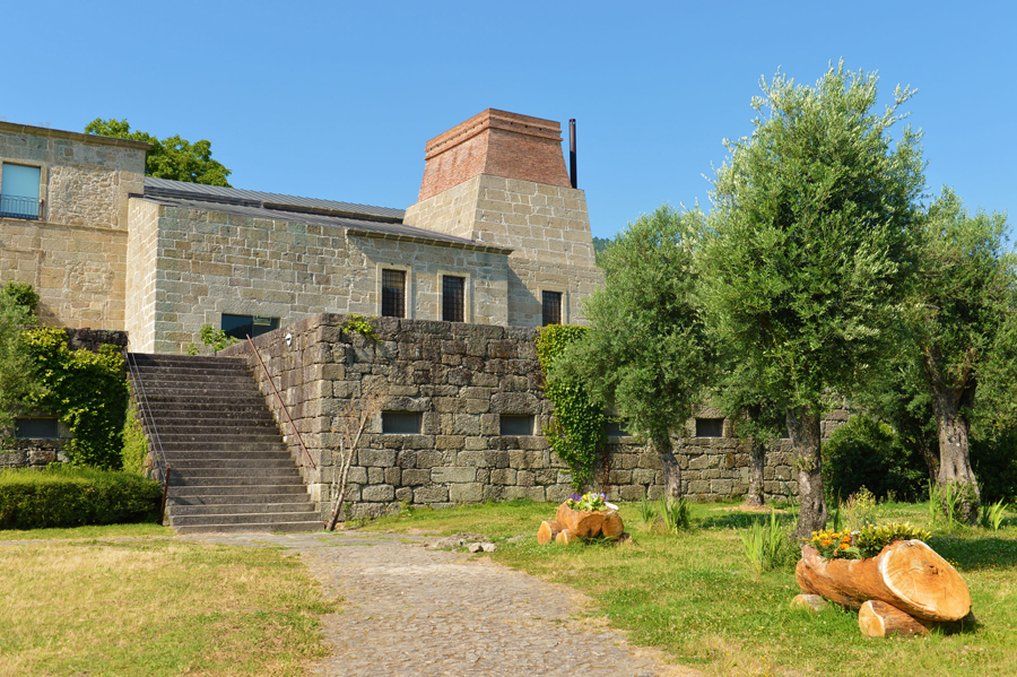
14;417;59;439
0;163;41;219
541;290;562;326
605;420;630;438
221;313;279;340
381;269;406;318
441;275;465;323
500;414;535;436
382;411;422;434
695;417;725;438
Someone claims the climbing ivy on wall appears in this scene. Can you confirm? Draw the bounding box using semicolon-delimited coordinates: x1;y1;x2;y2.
21;328;128;469
536;325;606;490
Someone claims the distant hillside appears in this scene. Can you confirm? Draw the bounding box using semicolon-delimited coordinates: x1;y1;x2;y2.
592;236;612;267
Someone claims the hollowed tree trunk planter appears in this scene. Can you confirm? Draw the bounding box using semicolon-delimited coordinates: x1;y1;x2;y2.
536;502;625;545
796;540;972;637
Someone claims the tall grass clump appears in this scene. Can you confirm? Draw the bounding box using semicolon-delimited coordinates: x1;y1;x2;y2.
740;510;796;575
978;500;1009;531
639;497;658;526
659;496;691;532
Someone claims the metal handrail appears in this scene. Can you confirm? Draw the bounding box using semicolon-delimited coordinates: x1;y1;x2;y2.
245;335;317;470
124;350;172;521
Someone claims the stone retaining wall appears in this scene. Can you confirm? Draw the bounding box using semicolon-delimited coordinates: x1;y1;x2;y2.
225;314;846;518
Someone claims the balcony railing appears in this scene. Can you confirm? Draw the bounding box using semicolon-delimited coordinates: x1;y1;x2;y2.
0;193;42;219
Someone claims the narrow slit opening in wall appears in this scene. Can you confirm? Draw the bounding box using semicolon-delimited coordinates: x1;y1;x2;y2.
382;411;421;434
500;414;534;436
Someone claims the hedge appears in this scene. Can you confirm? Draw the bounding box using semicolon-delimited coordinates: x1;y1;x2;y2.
0;466;161;530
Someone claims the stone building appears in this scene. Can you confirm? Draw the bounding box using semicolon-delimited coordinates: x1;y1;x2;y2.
1;109;603;353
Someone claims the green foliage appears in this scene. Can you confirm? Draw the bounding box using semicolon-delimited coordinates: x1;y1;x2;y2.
971;431;1017;503
638;497;658;525
978;500;1009;531
198;324;239;353
927;480;974;531
740;510;796;573
121;394;149;476
0;286;41;435
85;118;232;186
341;314;379;342
853;522;931;558
659;496;691;532
562;206;715;448
564;491;608;511
536;324;605;490
842;486;879;529
0;281;39;315
703;63;923;418
21;329;128;469
822;415;928;502
591;235;613;267
0;466;161;529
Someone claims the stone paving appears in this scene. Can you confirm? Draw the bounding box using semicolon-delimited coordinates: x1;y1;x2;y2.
190;530;690;676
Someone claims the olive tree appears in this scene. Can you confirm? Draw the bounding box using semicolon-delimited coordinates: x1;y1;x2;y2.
702;65;924;536
561;206;715;498
908;188;1014;521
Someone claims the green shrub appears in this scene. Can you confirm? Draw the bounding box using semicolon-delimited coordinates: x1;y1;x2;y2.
639;497;657;525
822;414;927;502
853;522;931;558
972;431;1017;503
536;325;606;490
21;329;128;469
978;500;1009;531
842;486;878;529
198;324;238;353
0;466;161;529
122;394;149;475
659;496;691;532
0;281;40;315
741;510;796;574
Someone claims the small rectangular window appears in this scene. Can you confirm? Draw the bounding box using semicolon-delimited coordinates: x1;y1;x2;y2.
541;291;562;326
695;417;725;438
381;269;406;318
605;420;629;438
1;163;41;219
500;414;534;436
14;418;60;439
442;275;465;323
382;411;421;434
222;313;279;340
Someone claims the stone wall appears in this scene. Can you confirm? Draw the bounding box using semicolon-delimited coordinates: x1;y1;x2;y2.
225;314;846;519
0;122;146;330
125;199;512;353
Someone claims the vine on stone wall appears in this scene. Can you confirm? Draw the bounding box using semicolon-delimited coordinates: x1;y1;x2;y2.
536;325;606;490
21;328;128;469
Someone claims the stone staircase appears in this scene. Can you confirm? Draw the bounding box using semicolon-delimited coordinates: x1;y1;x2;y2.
127;353;322;533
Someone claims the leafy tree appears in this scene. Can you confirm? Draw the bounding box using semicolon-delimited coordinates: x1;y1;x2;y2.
561;206;715;498
703;64;924;536
591;236;613;267
906;188;1014;521
0;283;41;435
84;118;232;186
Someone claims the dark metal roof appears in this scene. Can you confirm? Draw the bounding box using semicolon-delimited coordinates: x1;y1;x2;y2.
143;177;405;223
139;195;512;254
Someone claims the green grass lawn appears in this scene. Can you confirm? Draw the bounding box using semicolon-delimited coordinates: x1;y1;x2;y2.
0;525;334;675
362;500;1017;675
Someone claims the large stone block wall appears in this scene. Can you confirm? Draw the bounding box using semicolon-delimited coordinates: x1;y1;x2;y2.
0;123;146;330
127;200;512;353
225;314;844;519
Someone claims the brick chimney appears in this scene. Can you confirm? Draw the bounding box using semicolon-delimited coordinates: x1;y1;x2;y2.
416;109;570;201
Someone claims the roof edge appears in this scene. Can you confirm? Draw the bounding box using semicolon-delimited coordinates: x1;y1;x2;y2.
0;121;151;151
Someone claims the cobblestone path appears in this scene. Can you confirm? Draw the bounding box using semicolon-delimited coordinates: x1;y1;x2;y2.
191;531;689;676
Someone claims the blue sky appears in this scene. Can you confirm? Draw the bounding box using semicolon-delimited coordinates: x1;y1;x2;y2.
3;2;1013;239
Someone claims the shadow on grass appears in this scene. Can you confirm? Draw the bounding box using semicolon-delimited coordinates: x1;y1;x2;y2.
698;512;797;530
928;534;1017;571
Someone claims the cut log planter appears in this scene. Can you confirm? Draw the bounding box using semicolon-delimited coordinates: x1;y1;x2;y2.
536;502;625;545
796;539;972;638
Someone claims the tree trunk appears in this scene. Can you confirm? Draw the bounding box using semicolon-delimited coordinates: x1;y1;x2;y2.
651;432;682;499
744;406;766;506
787;407;825;538
931;391;980;523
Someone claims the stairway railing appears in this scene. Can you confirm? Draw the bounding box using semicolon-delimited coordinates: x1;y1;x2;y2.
245;335;317;470
124;351;172;522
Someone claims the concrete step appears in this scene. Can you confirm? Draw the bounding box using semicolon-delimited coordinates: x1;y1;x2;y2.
170;501;316;516
170;483;309;497
145;409;278;422
160;441;287;452
169;492;312;506
158;432;283;444
163;458;298;470
129;354;248;368
161;450;296;461
170;510;321;527
170;472;302;486
173;521;322;534
149;423;280;436
130;372;256;384
144;393;267;405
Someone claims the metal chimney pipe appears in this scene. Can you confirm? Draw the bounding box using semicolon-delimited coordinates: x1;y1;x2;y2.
568;118;577;189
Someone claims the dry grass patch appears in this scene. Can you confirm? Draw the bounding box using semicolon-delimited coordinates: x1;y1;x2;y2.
0;528;333;675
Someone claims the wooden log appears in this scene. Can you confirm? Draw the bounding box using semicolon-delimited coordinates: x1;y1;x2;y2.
555;528;574;546
600;511;625;539
555;503;605;538
537;520;562;545
858;600;930;638
796;540;971;623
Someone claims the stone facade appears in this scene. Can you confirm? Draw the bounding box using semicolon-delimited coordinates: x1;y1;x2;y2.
224;314;846;518
0;122;147;330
